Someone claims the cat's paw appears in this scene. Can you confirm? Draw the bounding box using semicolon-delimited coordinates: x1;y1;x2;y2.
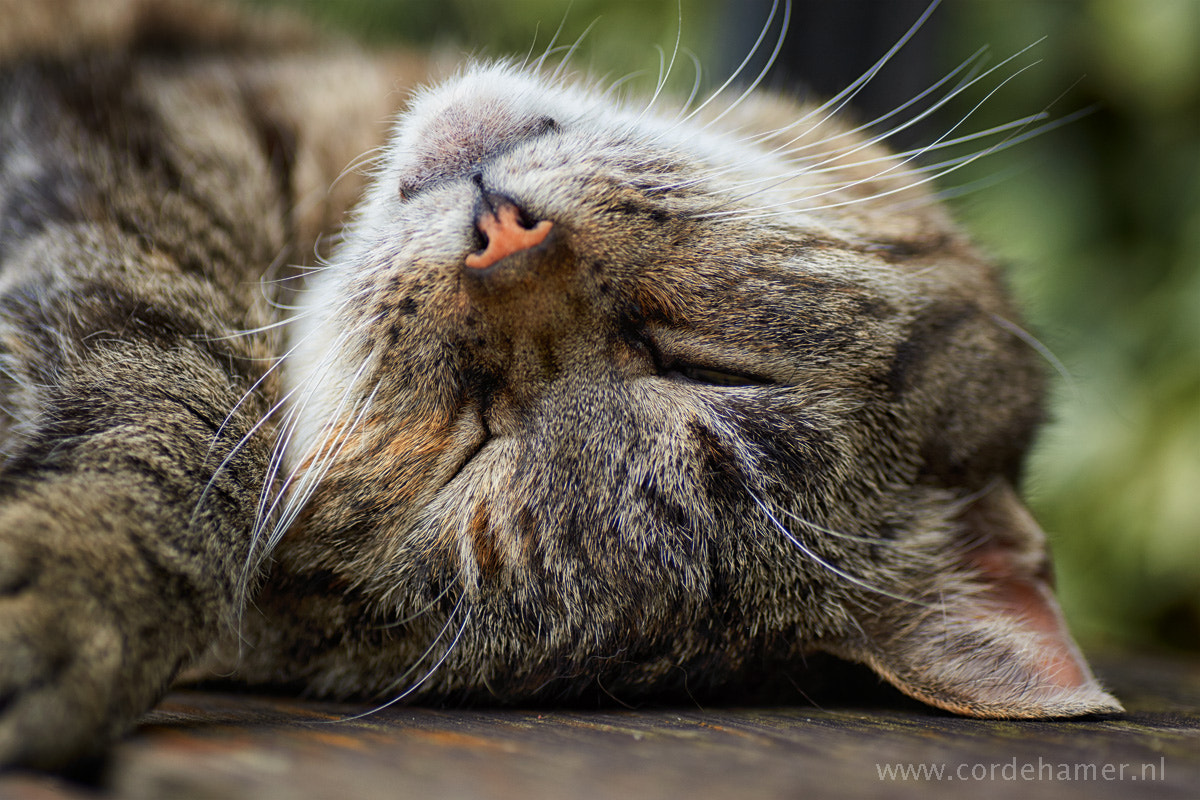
0;536;137;769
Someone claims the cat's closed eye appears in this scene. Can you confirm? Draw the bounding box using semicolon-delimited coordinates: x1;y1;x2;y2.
631;322;776;386
669;363;773;387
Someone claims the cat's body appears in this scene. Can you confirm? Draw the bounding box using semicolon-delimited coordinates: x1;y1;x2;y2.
0;0;1118;770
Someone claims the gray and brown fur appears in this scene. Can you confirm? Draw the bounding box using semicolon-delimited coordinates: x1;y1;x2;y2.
0;0;1119;770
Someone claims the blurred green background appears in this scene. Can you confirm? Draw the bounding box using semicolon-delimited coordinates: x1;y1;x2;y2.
249;0;1200;653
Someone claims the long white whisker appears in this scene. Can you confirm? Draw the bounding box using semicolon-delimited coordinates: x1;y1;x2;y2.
710;111;1045;206
776;506;896;546
713;105;1070;224
798;38;1045;159
203;282;379;466
549;17;602;83
701;46;1049;215
702;0;791;127
518;22;543;71
681;0;780;124
765;0;944;148
636;0;684;120
679;49;704;112
334;144;388;190
757;45;988;159
378;574;464;629
602;69;654;103
271;381;379;543
635;43;984;196
990;314;1078;400
727;110;1052;208
203;313;309;341
240;305;387;585
534;3;573;74
260;344;379;554
696;60;1049;222
750;492;929;607
333;601;473;723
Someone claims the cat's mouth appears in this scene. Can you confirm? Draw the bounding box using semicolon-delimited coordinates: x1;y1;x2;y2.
441;420;491;492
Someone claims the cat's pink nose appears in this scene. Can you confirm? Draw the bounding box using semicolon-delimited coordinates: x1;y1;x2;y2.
465;194;553;270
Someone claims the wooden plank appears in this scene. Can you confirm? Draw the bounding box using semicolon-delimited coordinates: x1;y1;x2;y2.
1;653;1196;799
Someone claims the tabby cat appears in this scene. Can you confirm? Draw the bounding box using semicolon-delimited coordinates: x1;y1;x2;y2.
0;0;1119;769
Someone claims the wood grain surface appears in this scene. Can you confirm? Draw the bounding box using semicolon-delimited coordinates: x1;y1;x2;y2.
1;653;1196;799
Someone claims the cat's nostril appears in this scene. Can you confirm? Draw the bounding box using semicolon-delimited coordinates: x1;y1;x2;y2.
465;192;553;270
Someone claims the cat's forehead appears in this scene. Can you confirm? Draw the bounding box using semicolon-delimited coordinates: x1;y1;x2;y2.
388;63;776;185
402;63;608;131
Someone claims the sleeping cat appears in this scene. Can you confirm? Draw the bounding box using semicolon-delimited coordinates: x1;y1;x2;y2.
0;0;1120;769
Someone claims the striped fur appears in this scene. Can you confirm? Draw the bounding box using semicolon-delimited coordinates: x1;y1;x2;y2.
0;0;1117;770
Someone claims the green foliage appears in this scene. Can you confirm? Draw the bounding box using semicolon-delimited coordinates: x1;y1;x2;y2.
943;0;1200;651
244;0;719;93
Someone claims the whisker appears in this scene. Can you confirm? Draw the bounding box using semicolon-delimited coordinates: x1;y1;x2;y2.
334;144;388;190
602;68;654;103
746;0;944;150
202;314;307;342
990;314;1078;400
724;110;1049;204
922;167;1018;204
708;111;1043;206
749;491;930;607
757;45;989;160
549;17;602;84
698;0;791;128
679;49;704;112
332;600;473;723
533;3;573;74
775;505;896;546
517;21;543;71
680;0;781;124
639;0;960;199
202;284;377;466
636;0;685;121
236;306;387;599
261;344;379;555
699;47;1049;217
377;573;464;630
696;61;1052;223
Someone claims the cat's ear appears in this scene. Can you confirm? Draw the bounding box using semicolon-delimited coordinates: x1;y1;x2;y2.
849;483;1122;718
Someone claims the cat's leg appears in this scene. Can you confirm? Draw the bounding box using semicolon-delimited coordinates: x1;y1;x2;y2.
0;63;286;769
0;229;283;770
0;17;417;760
0;265;276;768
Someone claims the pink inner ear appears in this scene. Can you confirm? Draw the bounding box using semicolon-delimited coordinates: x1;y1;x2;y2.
970;549;1091;690
848;483;1122;718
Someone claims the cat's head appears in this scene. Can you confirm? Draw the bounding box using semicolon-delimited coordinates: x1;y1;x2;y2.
277;60;1119;717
